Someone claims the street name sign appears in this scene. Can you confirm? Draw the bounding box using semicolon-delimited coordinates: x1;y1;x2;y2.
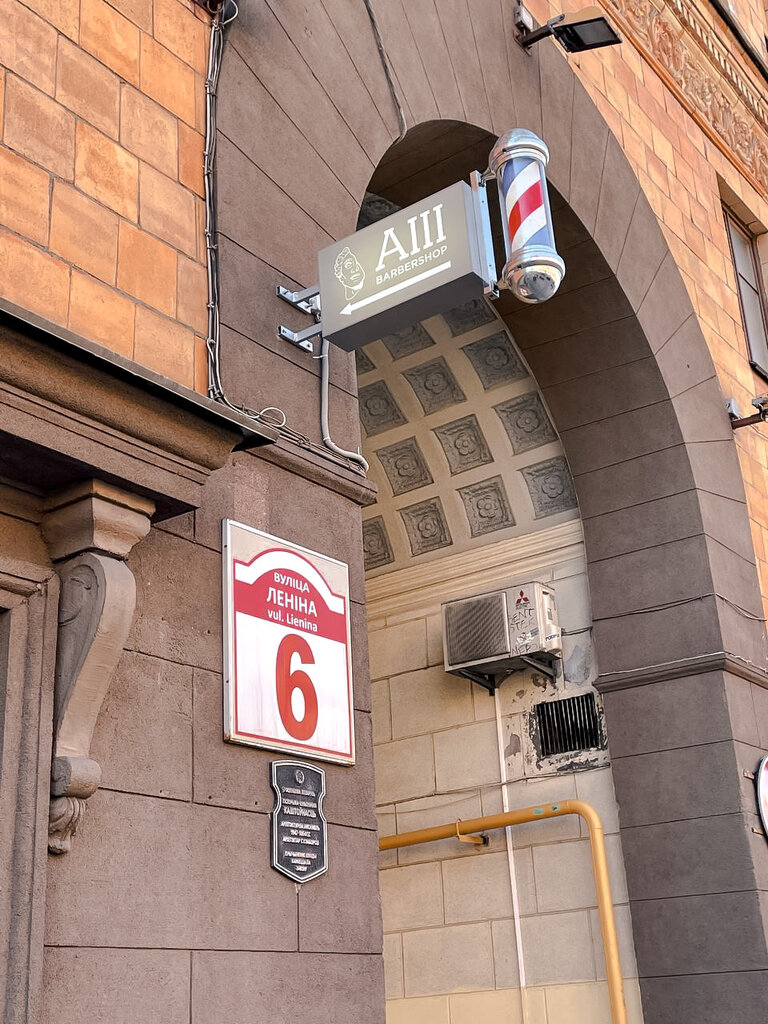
270;760;328;883
223;520;355;764
318;180;495;351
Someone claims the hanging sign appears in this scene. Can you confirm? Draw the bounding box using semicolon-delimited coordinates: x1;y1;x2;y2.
223;520;355;764
270;760;328;882
318;180;495;351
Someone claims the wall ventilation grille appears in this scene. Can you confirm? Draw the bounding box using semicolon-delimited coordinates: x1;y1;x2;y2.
535;693;601;757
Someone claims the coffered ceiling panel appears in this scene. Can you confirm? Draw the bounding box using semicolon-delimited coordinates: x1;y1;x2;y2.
359;298;580;577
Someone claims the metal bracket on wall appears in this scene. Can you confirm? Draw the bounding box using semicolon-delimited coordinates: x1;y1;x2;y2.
727;394;768;428
457;655;557;695
457;668;500;694
519;655;557;680
277;322;323;353
455;819;488;846
277;284;323;354
277;284;321;316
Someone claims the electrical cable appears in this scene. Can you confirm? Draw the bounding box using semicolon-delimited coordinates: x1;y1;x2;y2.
494;688;527;996
592;592;766;624
380;765;615;823
202;3;369;476
362;0;407;141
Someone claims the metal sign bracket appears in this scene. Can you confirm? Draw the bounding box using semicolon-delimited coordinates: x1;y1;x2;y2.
469;170;500;299
277;284;321;316
277;322;323;353
277;284;323;354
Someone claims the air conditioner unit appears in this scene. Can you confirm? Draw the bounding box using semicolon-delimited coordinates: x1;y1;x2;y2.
442;582;561;689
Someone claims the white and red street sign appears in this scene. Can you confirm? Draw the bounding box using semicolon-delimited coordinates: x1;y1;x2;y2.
223;520;355;764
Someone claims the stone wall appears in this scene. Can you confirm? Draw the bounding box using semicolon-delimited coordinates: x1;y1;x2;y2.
369;526;644;1024
1;2;768;1021
39;453;384;1023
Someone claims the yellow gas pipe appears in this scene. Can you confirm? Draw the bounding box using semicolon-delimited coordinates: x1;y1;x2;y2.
379;798;627;1024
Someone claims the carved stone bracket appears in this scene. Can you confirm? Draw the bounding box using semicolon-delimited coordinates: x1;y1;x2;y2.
42;481;154;853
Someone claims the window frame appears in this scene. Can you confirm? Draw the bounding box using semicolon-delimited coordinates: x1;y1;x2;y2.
723;204;768;382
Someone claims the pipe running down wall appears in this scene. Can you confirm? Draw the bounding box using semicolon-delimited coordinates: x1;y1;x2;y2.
379;800;627;1024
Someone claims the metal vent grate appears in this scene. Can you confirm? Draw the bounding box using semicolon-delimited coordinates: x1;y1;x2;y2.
535;693;602;756
445;593;509;667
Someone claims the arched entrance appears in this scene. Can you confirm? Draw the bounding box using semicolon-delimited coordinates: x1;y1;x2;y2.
214;5;768;1018
357;108;767;1022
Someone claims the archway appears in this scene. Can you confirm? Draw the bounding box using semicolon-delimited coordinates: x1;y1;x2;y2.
214;4;768;1016
356;111;766;1023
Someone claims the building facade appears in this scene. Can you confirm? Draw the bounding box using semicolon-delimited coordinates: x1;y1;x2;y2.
1;1;768;1022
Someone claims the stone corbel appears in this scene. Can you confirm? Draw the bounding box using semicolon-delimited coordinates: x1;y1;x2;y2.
41;481;154;853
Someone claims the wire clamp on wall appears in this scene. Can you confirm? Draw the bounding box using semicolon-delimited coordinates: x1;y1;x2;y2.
455;819;488;846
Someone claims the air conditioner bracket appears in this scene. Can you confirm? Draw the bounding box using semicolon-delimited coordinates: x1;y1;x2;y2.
456;668;500;694
519;655;557;680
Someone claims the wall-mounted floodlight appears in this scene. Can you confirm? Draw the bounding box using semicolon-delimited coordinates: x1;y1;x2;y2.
516;4;622;52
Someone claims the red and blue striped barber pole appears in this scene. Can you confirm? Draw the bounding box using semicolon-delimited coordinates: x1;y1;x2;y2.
489;129;565;303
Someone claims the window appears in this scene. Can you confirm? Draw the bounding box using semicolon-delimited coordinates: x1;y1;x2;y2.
724;206;768;378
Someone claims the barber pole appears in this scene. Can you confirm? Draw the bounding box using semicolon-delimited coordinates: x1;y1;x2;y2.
489;129;565;303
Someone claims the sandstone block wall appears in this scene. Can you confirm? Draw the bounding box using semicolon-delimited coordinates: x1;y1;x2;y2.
369;530;644;1024
0;0;208;389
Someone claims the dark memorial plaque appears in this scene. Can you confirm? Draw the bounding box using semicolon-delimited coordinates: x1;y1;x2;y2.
270;760;328;882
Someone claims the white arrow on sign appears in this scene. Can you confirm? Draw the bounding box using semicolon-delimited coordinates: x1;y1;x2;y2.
340;260;452;316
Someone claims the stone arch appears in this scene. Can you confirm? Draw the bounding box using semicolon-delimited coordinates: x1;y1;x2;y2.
357;106;762;691
224;4;764;670
218;5;768;1017
352;84;767;1024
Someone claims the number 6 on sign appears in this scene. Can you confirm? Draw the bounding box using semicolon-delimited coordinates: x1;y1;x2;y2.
222;520;356;764
276;634;318;740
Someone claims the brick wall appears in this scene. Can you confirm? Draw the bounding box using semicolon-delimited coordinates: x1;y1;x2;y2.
0;0;209;391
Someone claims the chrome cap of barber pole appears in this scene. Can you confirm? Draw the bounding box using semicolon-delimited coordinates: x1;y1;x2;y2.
489;129;565;304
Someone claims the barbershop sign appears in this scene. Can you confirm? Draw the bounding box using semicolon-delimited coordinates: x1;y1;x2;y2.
222;520;355;764
318;180;495;351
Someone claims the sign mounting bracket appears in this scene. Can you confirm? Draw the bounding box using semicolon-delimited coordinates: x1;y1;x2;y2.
277;284;323;354
277;322;323;353
276;284;321;316
469;169;500;299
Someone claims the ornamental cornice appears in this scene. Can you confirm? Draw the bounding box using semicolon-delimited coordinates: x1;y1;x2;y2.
602;0;768;196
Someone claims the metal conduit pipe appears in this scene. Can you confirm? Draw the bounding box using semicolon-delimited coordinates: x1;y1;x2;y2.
379;799;627;1024
319;336;369;473
203;6;368;475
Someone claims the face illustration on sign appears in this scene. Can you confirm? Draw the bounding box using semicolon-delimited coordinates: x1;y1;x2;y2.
333;246;365;300
222;521;355;765
328;202;449;316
